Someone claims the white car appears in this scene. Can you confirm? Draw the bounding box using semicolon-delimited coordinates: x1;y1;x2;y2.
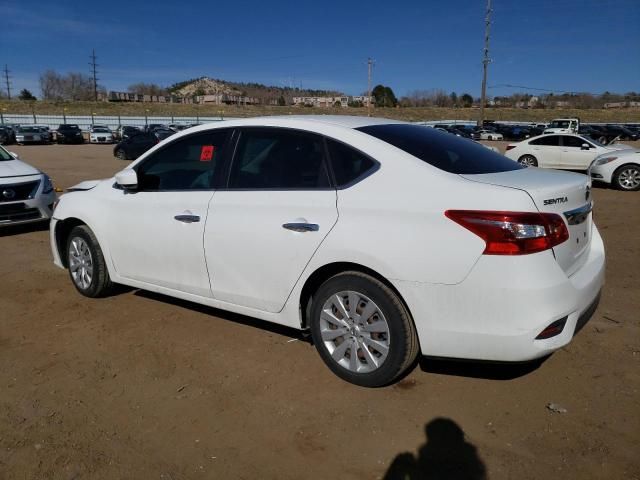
505;133;633;170
475;129;503;140
590;149;640;191
50;116;604;387
89;126;114;144
1;146;56;225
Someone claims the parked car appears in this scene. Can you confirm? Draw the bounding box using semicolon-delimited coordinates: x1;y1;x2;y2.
89;126;114;144
0;127;10;145
544;118;580;134
505;133;633;169
115;125;141;141
590;149;640;191
144;123;168;133
51;116;604;387
0;145;56;225
0;126;16;144
15;126;46;144
56;124;84;144
169;124;189;131
604;124;639;141
113;133;159;160
473;129;503;140
32;125;52;143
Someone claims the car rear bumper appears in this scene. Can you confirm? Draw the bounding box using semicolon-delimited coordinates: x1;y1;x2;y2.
397;225;606;362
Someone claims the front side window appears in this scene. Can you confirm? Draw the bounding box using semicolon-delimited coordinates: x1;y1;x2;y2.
530;135;560;146
136;130;229;191
561;136;590;148
228;129;330;189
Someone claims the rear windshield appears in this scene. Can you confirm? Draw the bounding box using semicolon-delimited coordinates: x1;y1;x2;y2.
59;125;80;130
357;124;523;174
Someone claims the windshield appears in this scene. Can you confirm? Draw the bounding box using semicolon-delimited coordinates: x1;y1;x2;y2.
92;128;110;133
549;120;571;128
59;125;80;130
18;127;39;133
357;124;523;174
0;146;13;161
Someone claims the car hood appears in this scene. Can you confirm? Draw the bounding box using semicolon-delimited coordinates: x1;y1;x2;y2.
0;159;41;178
66;179;103;191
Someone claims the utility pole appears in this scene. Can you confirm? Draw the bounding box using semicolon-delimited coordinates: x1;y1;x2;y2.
367;57;375;117
478;0;492;127
89;49;99;101
3;65;11;100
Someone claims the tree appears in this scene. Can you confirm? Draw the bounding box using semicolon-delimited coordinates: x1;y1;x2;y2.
450;91;458;107
39;70;102;101
18;89;36;101
460;93;473;107
372;84;397;108
277;95;286;106
127;82;167;96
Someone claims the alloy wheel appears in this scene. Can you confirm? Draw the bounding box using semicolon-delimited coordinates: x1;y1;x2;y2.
618;167;640;190
68;237;94;290
319;291;390;373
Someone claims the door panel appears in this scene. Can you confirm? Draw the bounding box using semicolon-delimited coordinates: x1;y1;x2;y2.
204;190;338;312
107;190;214;296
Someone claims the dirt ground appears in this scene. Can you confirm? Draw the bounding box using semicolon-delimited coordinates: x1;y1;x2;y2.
1;141;639;480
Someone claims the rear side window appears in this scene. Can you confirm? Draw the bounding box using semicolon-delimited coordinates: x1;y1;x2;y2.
357;124;522;174
229;129;330;189
326;139;376;186
530;135;560;146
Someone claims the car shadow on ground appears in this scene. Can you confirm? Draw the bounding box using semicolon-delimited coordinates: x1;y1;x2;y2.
384;417;486;480
0;220;49;237
132;289;310;342
418;355;548;380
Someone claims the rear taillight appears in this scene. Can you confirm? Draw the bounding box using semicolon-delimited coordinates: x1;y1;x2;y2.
506;145;516;151
445;210;569;255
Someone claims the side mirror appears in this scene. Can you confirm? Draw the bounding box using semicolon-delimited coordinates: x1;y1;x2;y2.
9;151;19;159
581;143;591;150
115;169;138;190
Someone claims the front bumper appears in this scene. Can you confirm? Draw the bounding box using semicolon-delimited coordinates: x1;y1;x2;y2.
0;181;56;226
397;225;606;362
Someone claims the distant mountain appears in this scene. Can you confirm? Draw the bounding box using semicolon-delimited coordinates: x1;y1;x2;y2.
168;76;343;103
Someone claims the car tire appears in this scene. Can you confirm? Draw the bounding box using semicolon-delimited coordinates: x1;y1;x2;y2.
518;155;538;167
612;164;640;191
487;135;493;141
66;225;114;298
115;149;128;160
309;271;419;387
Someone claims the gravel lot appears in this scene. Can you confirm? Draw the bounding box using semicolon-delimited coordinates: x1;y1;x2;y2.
1;142;639;479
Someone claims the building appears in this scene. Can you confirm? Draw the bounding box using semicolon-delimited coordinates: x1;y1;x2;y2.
292;96;373;107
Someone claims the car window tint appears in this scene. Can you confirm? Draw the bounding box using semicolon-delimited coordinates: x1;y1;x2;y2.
529;135;560;146
326;139;376;186
357;124;522;174
136;130;228;191
229;129;330;189
561;136;587;148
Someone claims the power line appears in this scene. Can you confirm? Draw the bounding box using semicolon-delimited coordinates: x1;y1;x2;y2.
478;0;492;126
3;65;11;99
89;49;99;101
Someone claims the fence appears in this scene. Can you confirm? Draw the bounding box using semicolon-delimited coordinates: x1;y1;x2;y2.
0;114;231;131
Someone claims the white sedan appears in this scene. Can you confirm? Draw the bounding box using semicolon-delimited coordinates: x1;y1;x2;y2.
475;129;503;140
89;126;114;144
1;146;56;225
505;133;632;170
590;149;640;191
50;116;604;387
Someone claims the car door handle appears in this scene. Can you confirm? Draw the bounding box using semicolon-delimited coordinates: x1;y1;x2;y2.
282;222;319;232
174;214;200;223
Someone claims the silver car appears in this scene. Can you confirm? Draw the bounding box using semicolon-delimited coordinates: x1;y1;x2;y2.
15;126;45;145
0;146;56;226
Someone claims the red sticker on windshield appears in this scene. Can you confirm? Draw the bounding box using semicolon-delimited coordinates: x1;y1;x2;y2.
200;145;215;162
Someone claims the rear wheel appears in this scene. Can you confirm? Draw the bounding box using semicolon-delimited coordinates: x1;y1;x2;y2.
518;154;538;167
309;272;419;387
115;149;127;160
66;225;114;297
612;164;640;191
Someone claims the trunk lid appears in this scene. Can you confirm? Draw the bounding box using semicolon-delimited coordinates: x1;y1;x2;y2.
462;168;593;276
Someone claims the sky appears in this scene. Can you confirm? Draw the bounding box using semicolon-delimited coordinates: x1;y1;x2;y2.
1;0;639;99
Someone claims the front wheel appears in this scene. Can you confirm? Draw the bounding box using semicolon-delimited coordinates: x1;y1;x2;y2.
115;149;127;160
518;154;538;167
309;272;419;387
612;164;640;191
66;225;114;297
